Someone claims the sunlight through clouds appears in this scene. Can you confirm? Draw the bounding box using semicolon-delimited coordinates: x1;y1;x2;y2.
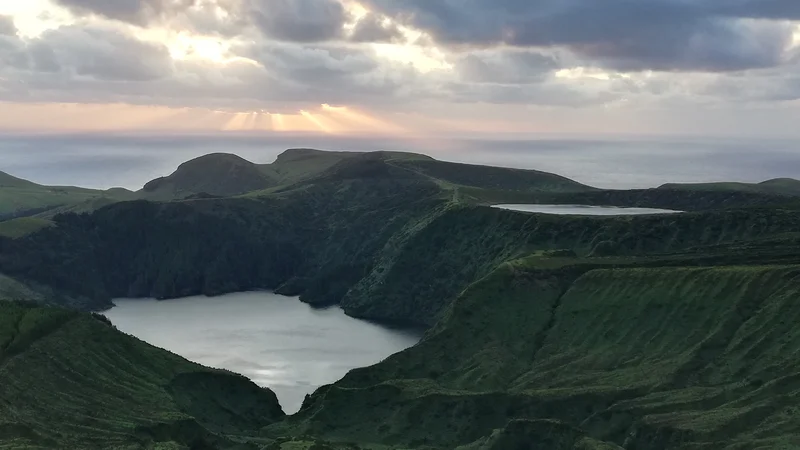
1;0;799;136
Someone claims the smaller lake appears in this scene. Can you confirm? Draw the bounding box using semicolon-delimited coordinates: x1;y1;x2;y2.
105;292;422;414
493;204;681;216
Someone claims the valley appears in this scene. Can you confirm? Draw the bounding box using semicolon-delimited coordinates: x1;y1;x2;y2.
1;148;800;449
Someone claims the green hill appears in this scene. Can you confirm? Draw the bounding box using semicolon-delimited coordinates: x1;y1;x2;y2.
6;150;800;448
659;177;800;197
276;263;800;449
140;149;594;201
0;170;134;220
140;153;276;200
0;217;53;239
258;148;432;186
393;159;595;193
0;301;285;449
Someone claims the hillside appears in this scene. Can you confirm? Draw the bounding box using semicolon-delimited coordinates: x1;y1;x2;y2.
0;301;285;449
4;153;800;323
259;148;432;186
659;177;800;197
394;159;595;193
4;150;800;448
276;263;800;449
140;153;275;200
0;170;133;220
5;150;794;222
0;217;53;239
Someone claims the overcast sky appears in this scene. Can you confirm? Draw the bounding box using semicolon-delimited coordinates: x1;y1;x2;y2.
0;1;799;137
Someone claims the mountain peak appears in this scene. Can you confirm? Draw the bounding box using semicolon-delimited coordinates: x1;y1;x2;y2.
141;153;273;199
178;152;253;167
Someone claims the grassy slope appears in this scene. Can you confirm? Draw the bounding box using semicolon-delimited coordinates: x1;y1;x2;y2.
393;159;595;194
0;217;53;239
6;151;800;448
0;302;285;449
341;205;800;326
140;153;275;200
279;262;800;449
0;183;132;220
258;148;432;187
0;157;446;312
660;178;800;197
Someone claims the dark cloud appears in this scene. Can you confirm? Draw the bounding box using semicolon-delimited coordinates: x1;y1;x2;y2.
52;0;195;25
719;0;800;20
0;23;174;105
455;50;560;84
37;25;173;81
363;0;798;72
232;42;420;105
249;0;347;42
0;15;16;36
440;80;614;106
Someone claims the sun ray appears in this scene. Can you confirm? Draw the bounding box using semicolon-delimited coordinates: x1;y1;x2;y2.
300;110;333;133
221;112;250;131
253;112;272;131
271;113;286;131
321;104;404;133
241;112;258;130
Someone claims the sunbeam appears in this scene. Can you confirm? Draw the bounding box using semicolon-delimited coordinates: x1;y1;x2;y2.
321;104;404;134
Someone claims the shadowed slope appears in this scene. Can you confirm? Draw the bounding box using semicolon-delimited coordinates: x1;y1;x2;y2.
0;170;133;220
394;159;595;193
279;263;800;449
660;178;800;197
141;153;275;200
0;302;284;449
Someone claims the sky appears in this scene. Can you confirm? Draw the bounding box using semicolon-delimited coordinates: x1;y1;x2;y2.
0;0;799;137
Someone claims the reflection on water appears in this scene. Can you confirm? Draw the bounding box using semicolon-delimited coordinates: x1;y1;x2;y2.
105;292;421;414
493;204;681;216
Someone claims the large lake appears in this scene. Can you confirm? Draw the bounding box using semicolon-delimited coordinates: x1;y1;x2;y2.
493;204;680;215
105;292;422;414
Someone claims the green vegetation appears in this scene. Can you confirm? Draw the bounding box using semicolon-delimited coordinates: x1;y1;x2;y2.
277;264;800;449
0;301;284;449
4;149;800;448
393;159;595;193
660;177;800;197
0;170;134;220
142;153;276;200
0;217;53;239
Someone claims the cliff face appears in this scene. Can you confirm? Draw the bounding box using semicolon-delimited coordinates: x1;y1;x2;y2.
279;264;800;449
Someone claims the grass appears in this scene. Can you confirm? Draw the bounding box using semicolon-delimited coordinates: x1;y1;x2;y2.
0;302;285;449
0;184;130;219
660;178;800;197
280;263;800;449
0;217;53;239
7;149;800;448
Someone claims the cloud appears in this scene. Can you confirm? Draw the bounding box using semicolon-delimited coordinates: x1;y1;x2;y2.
454;50;561;84
363;0;798;72
51;0;195;25
32;24;174;81
349;13;404;43
249;0;348;42
0;15;16;36
1;0;799;118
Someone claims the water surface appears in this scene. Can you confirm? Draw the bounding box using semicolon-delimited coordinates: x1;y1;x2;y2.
105;292;421;414
493;204;680;215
